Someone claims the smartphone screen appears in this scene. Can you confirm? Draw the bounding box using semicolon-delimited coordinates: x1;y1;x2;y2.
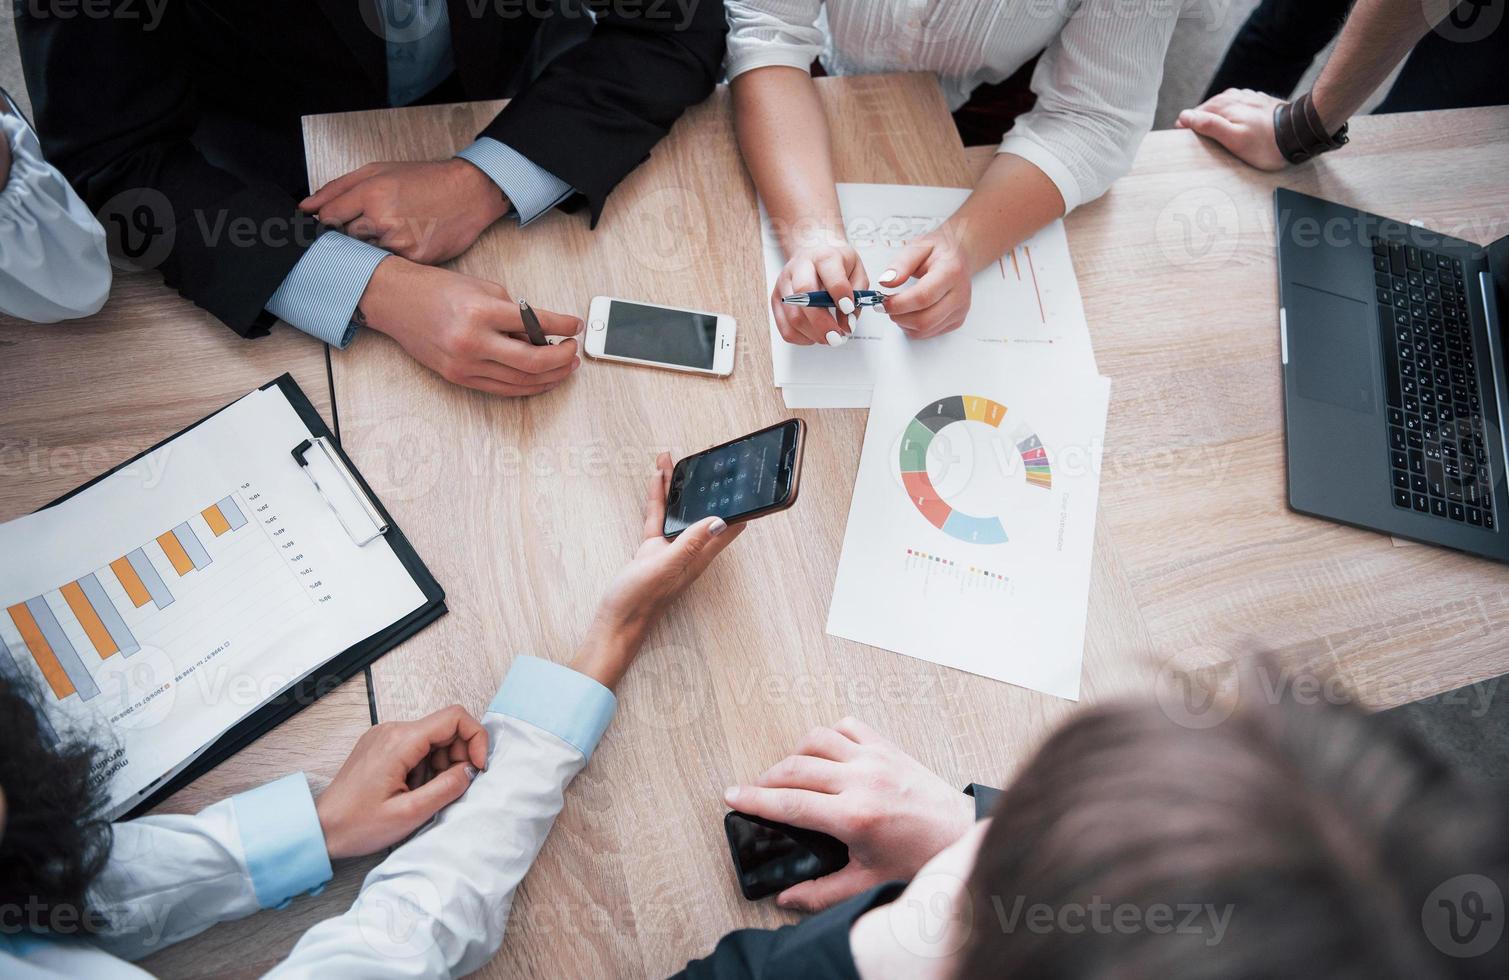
605;300;720;370
664;421;803;537
724;811;850;901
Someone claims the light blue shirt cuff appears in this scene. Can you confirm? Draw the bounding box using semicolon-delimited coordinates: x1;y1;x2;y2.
488;656;617;760
265;231;389;349
231;772;333;910
456;138;575;227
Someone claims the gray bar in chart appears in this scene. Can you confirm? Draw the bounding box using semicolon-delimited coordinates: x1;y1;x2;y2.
174;521;212;571
79;572;139;657
218;494;248;531
128;547;174;610
25;597;98;702
0;633;59;743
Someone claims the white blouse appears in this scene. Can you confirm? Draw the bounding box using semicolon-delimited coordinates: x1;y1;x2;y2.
725;0;1190;211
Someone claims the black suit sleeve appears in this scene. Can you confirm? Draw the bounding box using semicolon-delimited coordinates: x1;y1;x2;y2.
15;4;321;337
964;783;1002;820
481;0;728;225
671;883;905;980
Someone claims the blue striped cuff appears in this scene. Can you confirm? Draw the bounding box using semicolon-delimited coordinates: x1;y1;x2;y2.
231;772;332;909
488;656;617;760
265;231;389;348
456;138;574;227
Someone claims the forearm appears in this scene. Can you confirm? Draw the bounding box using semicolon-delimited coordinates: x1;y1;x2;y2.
1312;0;1436;128
733;67;845;252
937;153;1066;275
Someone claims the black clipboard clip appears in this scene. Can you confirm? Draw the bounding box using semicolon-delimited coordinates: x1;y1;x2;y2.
292;436;391;546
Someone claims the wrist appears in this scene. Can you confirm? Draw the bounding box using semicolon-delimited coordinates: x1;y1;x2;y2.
572;621;647;690
355;254;412;339
448;157;511;225
313;796;353;861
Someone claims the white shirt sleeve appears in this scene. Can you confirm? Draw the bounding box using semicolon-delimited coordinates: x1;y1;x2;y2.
84;773;334;962
998;0;1181;212
0;103;111;323
725;0;826;79
265;656;617;979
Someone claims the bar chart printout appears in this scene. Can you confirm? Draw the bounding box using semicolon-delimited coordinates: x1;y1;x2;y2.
0;384;429;814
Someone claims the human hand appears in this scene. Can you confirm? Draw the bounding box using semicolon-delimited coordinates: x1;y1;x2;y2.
575;452;746;687
772;242;869;347
1176;88;1289;172
315;705;490;861
358;256;582;396
723;716;975;912
301;159;510;264
877;234;973;339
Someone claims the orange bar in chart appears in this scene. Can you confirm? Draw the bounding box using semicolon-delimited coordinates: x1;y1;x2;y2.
157;530;195;576
60;582;120;660
110;556;152;607
6;602;74;699
202;503;232;537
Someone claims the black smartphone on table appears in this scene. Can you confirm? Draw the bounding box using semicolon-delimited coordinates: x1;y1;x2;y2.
724;810;850;901
663;420;805;538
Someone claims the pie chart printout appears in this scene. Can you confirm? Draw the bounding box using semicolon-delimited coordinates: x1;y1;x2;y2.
897;395;1052;545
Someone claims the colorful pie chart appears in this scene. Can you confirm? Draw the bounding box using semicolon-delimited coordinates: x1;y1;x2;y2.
898;394;1052;544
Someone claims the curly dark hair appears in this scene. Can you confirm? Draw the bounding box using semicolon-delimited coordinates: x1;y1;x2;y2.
0;672;113;926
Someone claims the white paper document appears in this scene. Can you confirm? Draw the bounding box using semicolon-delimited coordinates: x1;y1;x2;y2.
826;345;1111;700
762;183;1097;407
0;386;426;812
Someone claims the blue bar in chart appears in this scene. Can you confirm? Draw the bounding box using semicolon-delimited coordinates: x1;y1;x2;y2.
25;597;99;701
173;521;212;571
126;548;174;610
78;573;139;658
218;495;247;531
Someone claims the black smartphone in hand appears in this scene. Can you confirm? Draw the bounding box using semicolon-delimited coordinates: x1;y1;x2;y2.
664;420;805;538
724;810;849;901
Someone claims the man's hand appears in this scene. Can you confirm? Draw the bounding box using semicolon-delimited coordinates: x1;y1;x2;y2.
359;256;582;397
724;717;975;912
315;705;490;861
301;160;510;265
574;452;745;688
773;242;868;346
1176;88;1289;171
878;234;973;339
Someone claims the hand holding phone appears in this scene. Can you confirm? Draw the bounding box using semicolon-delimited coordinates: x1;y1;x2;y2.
664;420;805;538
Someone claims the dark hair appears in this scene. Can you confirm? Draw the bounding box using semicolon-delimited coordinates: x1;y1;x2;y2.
0;672;113;924
957;663;1509;979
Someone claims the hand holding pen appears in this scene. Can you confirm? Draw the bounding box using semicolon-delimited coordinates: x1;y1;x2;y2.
770;241;872;348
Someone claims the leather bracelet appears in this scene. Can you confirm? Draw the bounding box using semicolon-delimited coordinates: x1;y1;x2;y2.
1273;91;1349;165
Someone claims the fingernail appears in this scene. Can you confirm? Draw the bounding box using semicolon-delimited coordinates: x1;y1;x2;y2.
724;786;740;805
837;296;855;315
464;765;478;781
825;330;848;347
776;896;794;909
709;516;728;537
847;313;858;331
882;268;897;282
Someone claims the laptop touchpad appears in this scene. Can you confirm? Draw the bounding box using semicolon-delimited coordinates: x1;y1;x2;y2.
1288;284;1377;415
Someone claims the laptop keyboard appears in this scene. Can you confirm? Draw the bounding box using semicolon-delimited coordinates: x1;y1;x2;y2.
1373;236;1494;530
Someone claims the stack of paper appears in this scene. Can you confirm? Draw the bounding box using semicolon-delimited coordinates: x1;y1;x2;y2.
761;183;1097;408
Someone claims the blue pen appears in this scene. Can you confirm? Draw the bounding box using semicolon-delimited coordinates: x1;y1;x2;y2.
781;289;886;309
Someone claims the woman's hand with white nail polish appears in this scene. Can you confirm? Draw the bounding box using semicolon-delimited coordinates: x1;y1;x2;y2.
772;242;870;346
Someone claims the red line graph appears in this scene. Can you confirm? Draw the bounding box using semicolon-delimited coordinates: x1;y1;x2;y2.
1024;246;1046;325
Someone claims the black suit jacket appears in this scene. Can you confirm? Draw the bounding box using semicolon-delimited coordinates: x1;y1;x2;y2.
16;0;727;336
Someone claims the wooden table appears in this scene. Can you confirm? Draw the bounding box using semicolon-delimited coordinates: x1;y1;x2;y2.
0;278;382;978
297;70;1509;979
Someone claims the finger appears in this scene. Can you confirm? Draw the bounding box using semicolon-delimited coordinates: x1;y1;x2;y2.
312;189;368;230
794;725;861;762
403;705;487;768
831;716;887;745
814;253;855;329
798;306;845;345
669;513;745;574
785;261;832;345
724;785;848;837
483;333;581;376
882;268;954;318
461;376;569;398
777;865;877;913
302;164;377;211
1178;108;1245;146
877;242;931;288
526;306;584;338
399;762;477;823
758;754;848;793
641;452;672;541
891;293;968;337
471;356;579;389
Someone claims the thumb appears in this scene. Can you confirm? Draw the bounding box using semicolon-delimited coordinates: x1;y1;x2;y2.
1179;108;1243;147
671;514;743;568
401;761;478;823
878;242;932;288
777;865;876;913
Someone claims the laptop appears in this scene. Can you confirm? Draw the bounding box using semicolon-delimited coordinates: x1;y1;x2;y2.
1275;188;1509;562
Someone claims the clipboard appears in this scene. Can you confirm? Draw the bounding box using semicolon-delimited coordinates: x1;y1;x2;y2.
40;373;445;818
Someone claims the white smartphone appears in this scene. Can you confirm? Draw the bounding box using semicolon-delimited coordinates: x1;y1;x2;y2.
584;296;736;377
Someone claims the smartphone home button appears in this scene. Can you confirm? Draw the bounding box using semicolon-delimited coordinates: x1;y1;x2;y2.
590;320;606;332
